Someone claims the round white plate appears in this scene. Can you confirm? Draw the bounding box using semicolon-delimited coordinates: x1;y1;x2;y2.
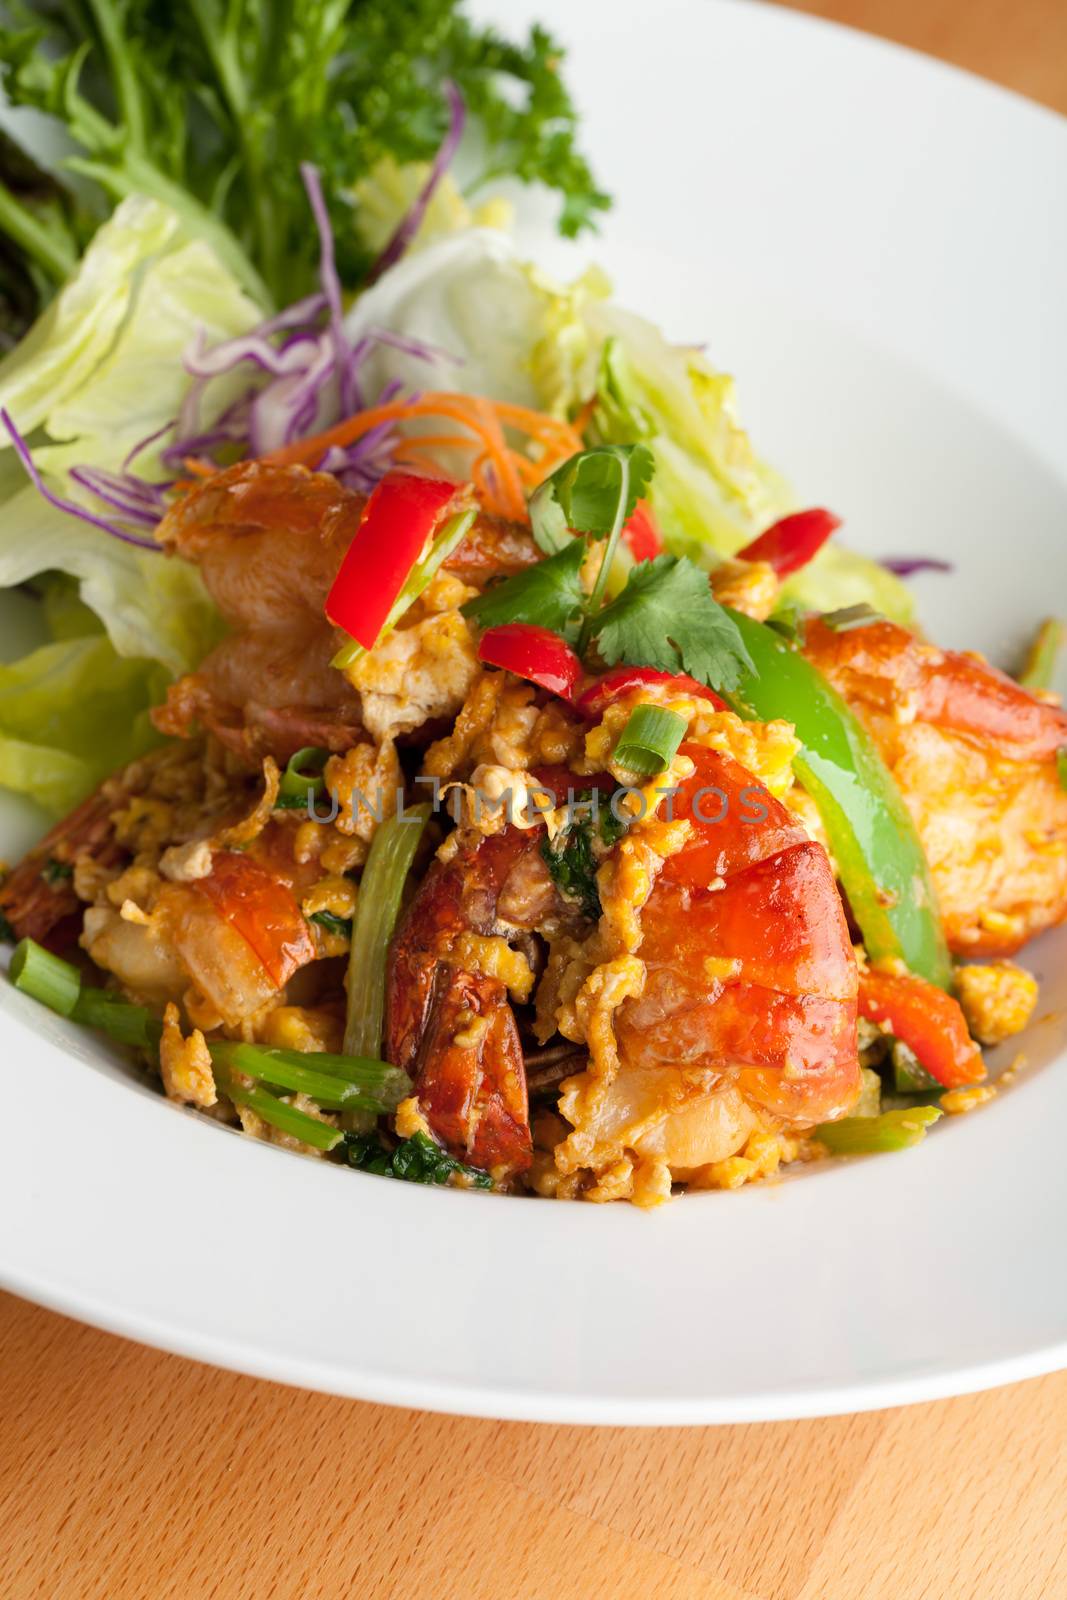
2;0;1066;1423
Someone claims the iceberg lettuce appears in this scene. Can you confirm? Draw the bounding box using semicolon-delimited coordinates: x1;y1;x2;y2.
352;230;914;623
0;197;257;812
0;629;169;814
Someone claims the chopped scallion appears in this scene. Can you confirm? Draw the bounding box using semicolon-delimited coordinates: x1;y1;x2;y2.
9;937;81;1016
612;704;687;776
212;1067;343;1151
208;1040;408;1112
72;989;163;1049
275;746;329;811
344;804;431;1057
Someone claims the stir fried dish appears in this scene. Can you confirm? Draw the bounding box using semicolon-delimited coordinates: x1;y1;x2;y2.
0;8;1063;1205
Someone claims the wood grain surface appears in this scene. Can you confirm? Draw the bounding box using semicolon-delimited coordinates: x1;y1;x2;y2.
2;5;1066;1598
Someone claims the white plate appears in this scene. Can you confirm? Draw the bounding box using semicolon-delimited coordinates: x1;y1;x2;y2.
2;0;1066;1423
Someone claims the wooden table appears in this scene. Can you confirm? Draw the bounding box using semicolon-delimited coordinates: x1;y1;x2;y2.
3;6;1065;1597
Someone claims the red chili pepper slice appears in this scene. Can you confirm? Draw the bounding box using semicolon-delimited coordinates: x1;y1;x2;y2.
478;623;583;700
575;666;726;721
325;472;462;649
736;508;842;577
621;499;663;563
858;969;984;1088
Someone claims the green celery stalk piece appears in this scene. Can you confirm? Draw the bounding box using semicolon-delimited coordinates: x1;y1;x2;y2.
816;1105;942;1154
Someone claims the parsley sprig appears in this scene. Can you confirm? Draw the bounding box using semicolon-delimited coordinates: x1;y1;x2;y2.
0;1;609;328
464;445;755;693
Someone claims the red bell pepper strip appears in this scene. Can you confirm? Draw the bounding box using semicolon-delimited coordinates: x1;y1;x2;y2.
325;472;465;649
478;623;582;700
859;969;984;1088
576;666;726;721
621;499;663;563
737;508;842;577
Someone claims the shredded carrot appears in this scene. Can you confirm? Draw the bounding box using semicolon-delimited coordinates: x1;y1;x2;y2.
182;456;218;478
262;391;585;519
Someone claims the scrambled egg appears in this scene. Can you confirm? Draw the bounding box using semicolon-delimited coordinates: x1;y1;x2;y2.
709;556;780;620
954;961;1039;1046
159;1002;216;1109
325;739;400;842
260;1006;343;1054
345;611;480;743
424;670;538;780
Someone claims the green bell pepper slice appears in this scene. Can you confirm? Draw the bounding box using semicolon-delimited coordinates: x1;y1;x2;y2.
722;610;953;990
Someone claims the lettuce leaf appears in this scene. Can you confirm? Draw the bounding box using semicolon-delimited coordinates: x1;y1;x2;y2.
353;230;914;624
0;632;168;814
0;196;257;813
0;197;181;438
0;196;254;685
0;484;222;676
585;314;913;625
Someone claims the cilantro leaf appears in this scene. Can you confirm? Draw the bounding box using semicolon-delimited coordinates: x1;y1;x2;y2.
462;539;586;633
531;444;654;551
594;556;756;693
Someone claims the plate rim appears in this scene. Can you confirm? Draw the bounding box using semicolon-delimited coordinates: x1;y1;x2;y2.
3;0;1067;1424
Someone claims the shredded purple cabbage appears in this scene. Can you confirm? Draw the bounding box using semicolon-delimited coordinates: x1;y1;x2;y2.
300;162;353;415
880;557;954;577
7;155;458;550
366;81;466;286
68;466;171;526
2;409;161;550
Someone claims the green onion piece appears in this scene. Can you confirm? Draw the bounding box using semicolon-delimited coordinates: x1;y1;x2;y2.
275;746;329;810
0;914;15;945
72;988;163;1050
822;603;884;633
213;1067;343;1152
332;508;477;670
891;1038;941;1094
1018;618;1066;691
344;802;431;1058
208;1040;409;1112
9;937;81;1016
815;1104;942;1154
612;705;687;776
1058;748;1067;794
